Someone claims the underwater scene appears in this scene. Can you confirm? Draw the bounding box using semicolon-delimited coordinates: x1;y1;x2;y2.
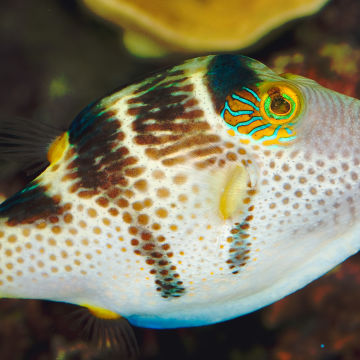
1;0;360;359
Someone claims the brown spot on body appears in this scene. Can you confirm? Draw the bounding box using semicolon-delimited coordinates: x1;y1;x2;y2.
108;207;119;216
125;167;145;177
106;187;121;199
65;239;73;247
117;198;129;208
128;227;138;235
93;227;102;235
152;170;165;179
78;190;99;199
138;214;149;225
190;146;223;158
162;156;186;166
64;213;73;223
51;226;61;234
156;188;170;198
155;208;168;218
152;223;161;230
8;235;17;243
123;212;132;223
96;197;109;207
134;179;148;192
102;218;111;226
173;174;187;185
87;208;97;218
132;202;144;211
5;250;12;257
49;216;59;224
143;198;153;207
226;152;237;161
48;238;57;246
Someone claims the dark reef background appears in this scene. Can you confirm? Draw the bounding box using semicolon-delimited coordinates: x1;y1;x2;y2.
0;0;360;359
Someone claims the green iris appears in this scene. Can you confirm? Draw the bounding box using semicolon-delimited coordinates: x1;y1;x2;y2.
264;93;296;120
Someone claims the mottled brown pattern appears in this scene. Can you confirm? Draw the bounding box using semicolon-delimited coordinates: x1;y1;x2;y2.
0;182;63;226
226;225;251;274
127;68;223;166
130;229;185;298
194;156;218;169
64;107;144;207
144;134;221;160
226;192;256;274
67;108;123;183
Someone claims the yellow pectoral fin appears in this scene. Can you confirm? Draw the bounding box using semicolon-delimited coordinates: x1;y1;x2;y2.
219;165;250;220
47;132;69;164
82;304;122;320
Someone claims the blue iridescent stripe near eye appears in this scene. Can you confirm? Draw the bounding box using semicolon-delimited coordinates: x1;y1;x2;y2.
279;135;297;142
248;123;272;135
242;87;261;102
231;94;259;111
221;103;253;118
221;86;297;146
221;91;263;133
235;116;262;127
260;125;281;140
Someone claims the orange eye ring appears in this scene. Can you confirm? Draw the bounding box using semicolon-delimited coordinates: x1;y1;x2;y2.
259;82;302;125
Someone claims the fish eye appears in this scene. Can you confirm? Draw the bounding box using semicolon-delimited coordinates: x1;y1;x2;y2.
221;81;303;146
268;88;291;114
259;83;301;125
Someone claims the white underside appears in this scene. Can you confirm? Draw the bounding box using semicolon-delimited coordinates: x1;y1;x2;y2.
127;220;360;328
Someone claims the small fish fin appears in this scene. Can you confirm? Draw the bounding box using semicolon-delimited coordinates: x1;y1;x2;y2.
72;305;139;359
219;165;250;220
0;117;65;175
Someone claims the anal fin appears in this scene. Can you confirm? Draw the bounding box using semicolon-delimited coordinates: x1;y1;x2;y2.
74;304;139;359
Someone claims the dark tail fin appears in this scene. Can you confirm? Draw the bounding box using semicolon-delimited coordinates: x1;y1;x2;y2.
0;117;64;175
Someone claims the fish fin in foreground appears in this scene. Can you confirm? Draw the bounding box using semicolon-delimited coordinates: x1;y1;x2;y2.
73;305;139;359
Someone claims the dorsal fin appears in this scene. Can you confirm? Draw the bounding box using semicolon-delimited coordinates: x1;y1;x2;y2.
0;117;65;174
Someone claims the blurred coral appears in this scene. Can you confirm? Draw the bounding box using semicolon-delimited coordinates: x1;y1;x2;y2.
81;0;330;57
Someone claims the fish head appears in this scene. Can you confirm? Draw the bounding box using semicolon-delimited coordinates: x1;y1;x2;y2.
198;54;360;325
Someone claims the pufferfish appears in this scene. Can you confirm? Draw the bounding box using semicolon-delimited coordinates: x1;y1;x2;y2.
1;55;360;344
